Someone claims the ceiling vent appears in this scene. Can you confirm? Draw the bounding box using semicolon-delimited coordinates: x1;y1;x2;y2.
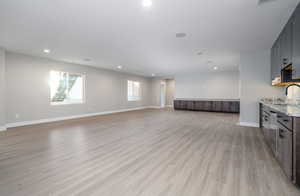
258;0;276;5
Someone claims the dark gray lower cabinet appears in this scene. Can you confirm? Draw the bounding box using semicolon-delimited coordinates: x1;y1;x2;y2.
260;104;295;184
174;100;240;113
278;123;293;180
194;101;204;111
203;101;212;111
187;101;194;110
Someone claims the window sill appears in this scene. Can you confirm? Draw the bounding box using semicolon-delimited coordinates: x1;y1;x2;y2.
51;101;85;106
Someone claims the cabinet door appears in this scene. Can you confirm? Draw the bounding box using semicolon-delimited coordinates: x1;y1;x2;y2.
180;101;187;110
278;127;293;180
271;44;276;81
212;101;222;112
203;101;212;111
262;114;270;141
174;100;179;109
194;101;203;111
222;101;230;112
272;38;281;79
281;20;293;67
293;5;300;79
229;102;239;113
276;37;282;77
187;101;194;110
269;126;277;155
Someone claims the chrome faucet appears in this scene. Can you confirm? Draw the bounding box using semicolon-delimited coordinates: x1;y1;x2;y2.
285;84;300;96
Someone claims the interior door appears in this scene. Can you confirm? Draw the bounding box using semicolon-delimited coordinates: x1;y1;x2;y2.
160;82;166;107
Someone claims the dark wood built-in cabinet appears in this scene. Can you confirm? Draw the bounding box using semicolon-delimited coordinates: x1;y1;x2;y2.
174;100;239;113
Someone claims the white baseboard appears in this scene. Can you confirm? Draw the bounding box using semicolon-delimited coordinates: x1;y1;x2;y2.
5;106;151;129
0;126;7;132
148;106;162;109
148;105;173;109
237;122;260;128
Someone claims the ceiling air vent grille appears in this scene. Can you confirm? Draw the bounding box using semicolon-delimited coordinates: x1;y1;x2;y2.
258;0;276;5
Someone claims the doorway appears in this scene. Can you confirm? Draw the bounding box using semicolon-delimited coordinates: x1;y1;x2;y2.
160;81;166;108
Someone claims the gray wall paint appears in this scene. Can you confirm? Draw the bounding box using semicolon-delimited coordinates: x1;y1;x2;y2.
239;50;283;125
150;78;163;107
166;79;175;106
175;71;239;99
149;78;175;107
5;52;152;124
0;48;5;128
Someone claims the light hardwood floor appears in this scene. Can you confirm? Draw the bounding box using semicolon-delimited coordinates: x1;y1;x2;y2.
0;109;300;196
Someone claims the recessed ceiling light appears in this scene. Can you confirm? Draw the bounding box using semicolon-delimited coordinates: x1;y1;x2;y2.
117;66;122;69
175;33;187;38
197;52;203;56
151;73;155;77
213;66;218;70
43;49;51;54
142;0;152;7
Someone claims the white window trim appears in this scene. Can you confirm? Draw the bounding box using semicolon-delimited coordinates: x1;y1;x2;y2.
49;71;86;106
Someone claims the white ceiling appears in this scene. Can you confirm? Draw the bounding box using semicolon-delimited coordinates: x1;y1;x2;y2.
0;0;299;76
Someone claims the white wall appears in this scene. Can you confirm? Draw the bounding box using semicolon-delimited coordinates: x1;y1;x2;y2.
175;71;239;99
166;79;175;106
5;52;152;124
0;48;5;130
239;50;283;126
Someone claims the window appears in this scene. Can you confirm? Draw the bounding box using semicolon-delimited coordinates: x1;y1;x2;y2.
49;70;85;105
128;80;141;101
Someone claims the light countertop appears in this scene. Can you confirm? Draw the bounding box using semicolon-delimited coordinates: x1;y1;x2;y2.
260;101;300;117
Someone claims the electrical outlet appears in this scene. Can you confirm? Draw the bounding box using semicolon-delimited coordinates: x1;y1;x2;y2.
15;114;20;119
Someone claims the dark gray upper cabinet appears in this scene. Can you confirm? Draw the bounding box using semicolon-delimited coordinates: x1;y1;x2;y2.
270;3;300;83
271;37;281;80
281;19;293;67
271;43;276;80
293;5;300;79
276;37;282;76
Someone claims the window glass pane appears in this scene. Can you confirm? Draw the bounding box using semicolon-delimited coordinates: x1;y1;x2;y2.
128;81;133;97
50;71;84;104
50;71;68;103
128;80;140;101
68;74;83;101
133;82;139;97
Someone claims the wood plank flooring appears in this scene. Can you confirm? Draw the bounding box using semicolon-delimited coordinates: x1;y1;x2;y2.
0;108;300;196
